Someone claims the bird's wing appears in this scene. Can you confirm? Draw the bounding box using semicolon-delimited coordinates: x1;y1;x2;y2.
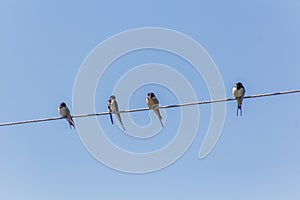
115;112;126;131
113;100;119;112
62;107;70;116
240;87;245;97
153;108;163;127
153;108;162;119
60;107;70;118
152;97;159;105
113;100;125;130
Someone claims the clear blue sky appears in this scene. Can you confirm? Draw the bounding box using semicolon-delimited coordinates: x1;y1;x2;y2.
0;0;299;199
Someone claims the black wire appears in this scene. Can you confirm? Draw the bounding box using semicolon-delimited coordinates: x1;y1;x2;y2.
0;89;299;127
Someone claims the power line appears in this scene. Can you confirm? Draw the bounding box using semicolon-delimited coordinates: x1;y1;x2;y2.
0;89;299;127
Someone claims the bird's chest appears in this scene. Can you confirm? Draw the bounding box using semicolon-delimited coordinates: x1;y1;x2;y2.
146;99;155;108
59;108;68;117
110;101;118;112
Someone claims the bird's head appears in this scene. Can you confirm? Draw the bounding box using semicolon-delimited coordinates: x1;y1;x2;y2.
150;92;155;98
236;82;243;88
59;102;66;108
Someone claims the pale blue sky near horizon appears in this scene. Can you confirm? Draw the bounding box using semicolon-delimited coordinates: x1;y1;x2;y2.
0;1;300;199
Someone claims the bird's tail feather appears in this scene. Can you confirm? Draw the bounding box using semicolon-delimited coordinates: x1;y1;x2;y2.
236;98;243;116
236;107;242;116
67;117;76;129
109;113;114;124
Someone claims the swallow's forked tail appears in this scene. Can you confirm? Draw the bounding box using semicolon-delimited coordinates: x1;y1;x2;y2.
237;97;243;116
236;106;242;116
109;113;114;124
67;117;76;129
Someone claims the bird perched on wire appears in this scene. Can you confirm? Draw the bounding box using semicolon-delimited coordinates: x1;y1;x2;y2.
58;102;75;129
107;95;126;131
232;82;246;116
146;92;163;127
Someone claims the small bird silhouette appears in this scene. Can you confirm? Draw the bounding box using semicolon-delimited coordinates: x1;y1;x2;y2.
107;95;126;131
146;92;163;127
58;102;75;129
232;82;246;116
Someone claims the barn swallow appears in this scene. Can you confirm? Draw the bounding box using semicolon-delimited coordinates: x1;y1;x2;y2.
146;92;163;127
58;102;75;129
108;95;126;131
232;82;246;116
